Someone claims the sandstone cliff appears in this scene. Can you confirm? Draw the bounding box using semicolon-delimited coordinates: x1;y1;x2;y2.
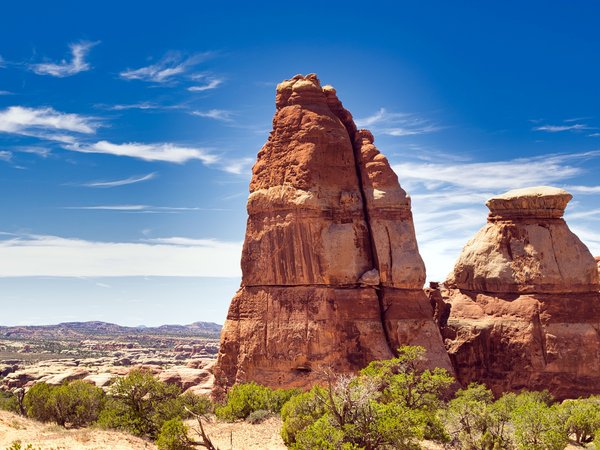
436;186;600;399
213;74;451;395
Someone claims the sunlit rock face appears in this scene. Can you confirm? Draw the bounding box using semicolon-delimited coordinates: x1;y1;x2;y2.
213;74;451;396
437;186;600;399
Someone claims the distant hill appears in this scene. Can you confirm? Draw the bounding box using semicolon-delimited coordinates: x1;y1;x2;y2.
0;321;222;340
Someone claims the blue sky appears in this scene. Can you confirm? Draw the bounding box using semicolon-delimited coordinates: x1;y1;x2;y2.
1;1;599;326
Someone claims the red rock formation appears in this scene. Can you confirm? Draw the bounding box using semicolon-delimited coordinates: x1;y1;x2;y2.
437;186;600;399
213;74;451;395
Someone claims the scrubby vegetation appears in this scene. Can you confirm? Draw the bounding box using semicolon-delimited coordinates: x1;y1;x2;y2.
4;347;600;449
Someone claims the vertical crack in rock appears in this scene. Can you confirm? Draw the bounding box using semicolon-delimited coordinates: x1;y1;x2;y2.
213;74;452;397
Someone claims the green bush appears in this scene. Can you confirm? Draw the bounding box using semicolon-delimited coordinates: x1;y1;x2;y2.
282;346;451;449
215;382;298;421
156;418;195;450
23;381;105;427
511;392;568;450
0;390;21;414
445;383;513;450
281;386;327;445
560;397;600;444
180;391;213;417
246;409;272;424
23;383;55;423
97;369;183;439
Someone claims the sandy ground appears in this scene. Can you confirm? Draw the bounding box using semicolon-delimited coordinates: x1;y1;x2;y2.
0;411;286;450
0;410;156;450
199;416;286;449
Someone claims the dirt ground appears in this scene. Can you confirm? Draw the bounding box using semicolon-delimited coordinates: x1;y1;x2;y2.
0;411;286;450
0;410;156;449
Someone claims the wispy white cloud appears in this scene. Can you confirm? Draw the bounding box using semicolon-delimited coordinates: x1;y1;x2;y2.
0;106;98;140
533;123;592;133
188;77;223;92
0;150;12;161
393;151;600;191
66;140;218;164
119;52;212;84
392;150;600;281
0;233;242;277
355;108;441;136
30;41;99;77
562;185;600;194
101;102;183;111
0;90;13;96
13;146;51;158
63;205;228;212
80;172;157;188
191;109;233;122
220;157;254;175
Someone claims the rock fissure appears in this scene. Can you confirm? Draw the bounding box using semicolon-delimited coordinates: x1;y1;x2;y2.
213;74;452;396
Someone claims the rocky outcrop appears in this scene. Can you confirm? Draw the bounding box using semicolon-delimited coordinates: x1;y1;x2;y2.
436;186;600;399
213;74;451;395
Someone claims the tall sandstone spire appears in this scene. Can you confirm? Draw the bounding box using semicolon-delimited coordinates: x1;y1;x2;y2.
436;186;600;399
213;74;452;395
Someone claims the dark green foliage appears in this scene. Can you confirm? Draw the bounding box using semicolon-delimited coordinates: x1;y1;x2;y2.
281;386;328;445
23;383;55;423
97;368;183;439
0;390;21;414
282;346;454;449
215;382;299;421
156;418;195;450
511;391;568;450
560;397;600;444
179;391;213;416
445;383;513;450
23;381;105;427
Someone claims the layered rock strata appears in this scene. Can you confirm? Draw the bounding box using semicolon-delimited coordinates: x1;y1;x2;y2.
436;186;600;399
214;74;451;395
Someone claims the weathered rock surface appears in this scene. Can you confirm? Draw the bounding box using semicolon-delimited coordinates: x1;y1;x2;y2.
214;74;451;395
437;186;600;399
448;187;598;294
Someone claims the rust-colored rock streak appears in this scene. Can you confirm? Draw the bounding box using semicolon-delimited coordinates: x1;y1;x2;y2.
437;186;600;399
214;74;451;395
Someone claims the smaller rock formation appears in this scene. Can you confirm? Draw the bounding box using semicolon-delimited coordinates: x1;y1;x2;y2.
436;186;600;399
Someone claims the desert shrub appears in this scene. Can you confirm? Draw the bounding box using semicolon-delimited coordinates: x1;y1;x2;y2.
511;391;568;450
246;409;272;424
215;382;298;421
560;397;600;444
156;418;195;450
180;391;213;417
23;381;105;427
0;390;21;414
5;443;42;450
281;386;328;445
23;383;55;423
52;381;105;427
97;369;183;439
444;383;514;450
283;346;452;449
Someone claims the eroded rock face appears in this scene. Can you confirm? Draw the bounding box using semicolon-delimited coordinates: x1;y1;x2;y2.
438;186;600;399
213;74;451;395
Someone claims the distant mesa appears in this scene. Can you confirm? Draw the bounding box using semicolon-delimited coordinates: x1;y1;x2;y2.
435;186;600;399
213;74;452;396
